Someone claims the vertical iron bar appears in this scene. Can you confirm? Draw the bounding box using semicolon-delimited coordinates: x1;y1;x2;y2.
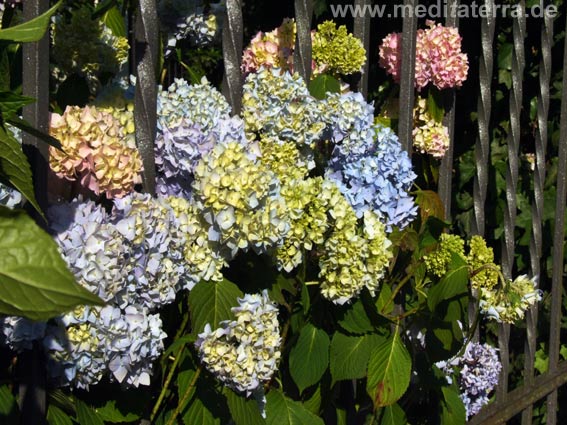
353;0;371;98
473;0;496;237
499;0;526;402
20;1;49;423
221;0;243;114
293;0;314;83
522;3;553;424
134;0;158;196
546;4;567;422
438;0;459;220
398;0;418;153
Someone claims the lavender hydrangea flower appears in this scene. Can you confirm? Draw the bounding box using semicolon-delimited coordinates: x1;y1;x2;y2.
437;342;502;419
326;124;417;230
0;183;22;208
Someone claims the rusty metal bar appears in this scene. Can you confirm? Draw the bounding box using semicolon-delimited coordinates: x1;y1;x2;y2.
134;0;159;196
221;0;243;114
293;0;314;84
546;3;567;421
398;0;418;153
353;0;371;98
469;360;567;425
522;4;553;424
438;0;459;220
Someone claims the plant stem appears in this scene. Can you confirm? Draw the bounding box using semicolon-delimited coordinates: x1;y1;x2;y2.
150;312;190;422
165;365;202;425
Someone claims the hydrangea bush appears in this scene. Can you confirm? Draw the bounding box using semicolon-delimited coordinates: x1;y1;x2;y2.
0;5;546;425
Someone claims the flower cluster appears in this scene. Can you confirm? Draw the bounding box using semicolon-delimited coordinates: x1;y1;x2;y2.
326;123;418;230
242;68;325;148
241;18;296;75
241;19;365;78
467;235;500;291
195;291;281;394
51;5;129;93
379;21;468;90
412;97;450;158
49;106;143;199
0;316;46;352
44;304;166;389
192;141;289;259
317;182;392;304
311;21;366;76
480;275;542;324
164;13;218;57
424;233;465;277
438;342;502;419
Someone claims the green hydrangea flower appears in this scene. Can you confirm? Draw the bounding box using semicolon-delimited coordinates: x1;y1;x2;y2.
467;235;500;291
424;233;465;277
312;21;366;76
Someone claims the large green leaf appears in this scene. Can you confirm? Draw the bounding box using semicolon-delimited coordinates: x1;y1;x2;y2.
74;399;105;425
427;253;469;311
6;115;62;150
308;74;341;100
47;405;73;425
265;390;324;425
0;207;104;320
224;388;265;425
103;6;126;38
182;384;228;425
0;92;35;115
289;324;330;393
330;333;384;384
379;403;407;425
0;1;62;42
188;279;243;335
0;125;42;216
337;298;375;334
366;331;411;408
94;400;140;423
0;385;18;424
441;387;466;425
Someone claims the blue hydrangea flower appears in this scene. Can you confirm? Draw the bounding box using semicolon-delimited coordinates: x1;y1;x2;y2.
326;123;417;230
0;316;46;352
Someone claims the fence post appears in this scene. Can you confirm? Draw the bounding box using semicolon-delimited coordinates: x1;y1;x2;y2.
353;0;371;98
293;0;314;84
134;0;159;196
221;0;243;115
397;0;418;153
20;0;49;423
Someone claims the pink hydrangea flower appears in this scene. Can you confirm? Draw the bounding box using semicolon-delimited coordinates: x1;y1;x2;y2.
49;106;143;199
378;22;468;91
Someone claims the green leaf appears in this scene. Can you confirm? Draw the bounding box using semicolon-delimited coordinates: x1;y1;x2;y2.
0;92;35;115
75;399;105;425
47;405;74;425
330;333;384;384
94;400;140;423
188;279;243;335
224;388;265;425
303;385;321;415
0;385;18;424
308;74;341;100
366;330;411;408
6;115;62;150
426;88;445;123
265;390;324;425
441;387;466;425
376;285;393;315
0;207;104;320
427;253;469;311
268;273;297;306
379;403;407;425
182;385;227;425
103;6;126;38
0;1;62;42
0;125;42;216
289;324;330;393
338;299;374;334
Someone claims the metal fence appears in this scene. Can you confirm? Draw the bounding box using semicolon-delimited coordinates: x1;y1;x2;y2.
20;0;567;423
